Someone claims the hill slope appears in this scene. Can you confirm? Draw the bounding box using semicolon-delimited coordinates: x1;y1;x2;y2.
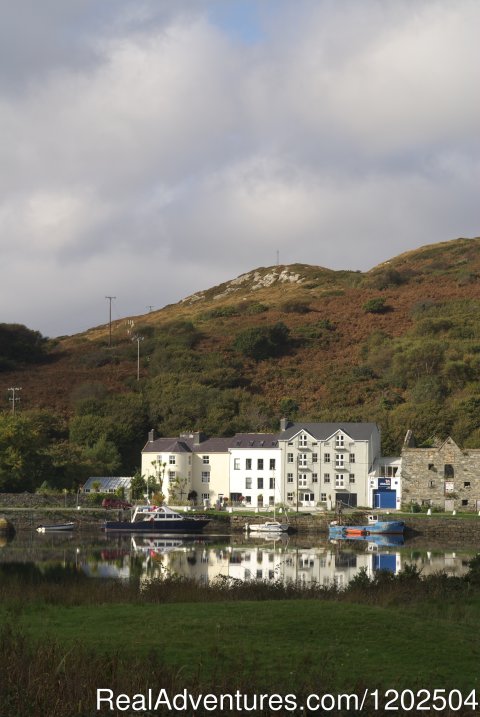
2;236;480;482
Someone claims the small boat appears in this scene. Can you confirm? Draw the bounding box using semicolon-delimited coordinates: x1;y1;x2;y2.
104;504;211;533
328;514;404;539
36;522;75;533
245;520;291;534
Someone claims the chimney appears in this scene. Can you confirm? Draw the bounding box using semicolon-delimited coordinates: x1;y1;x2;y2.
193;431;204;445
148;428;156;443
280;418;290;432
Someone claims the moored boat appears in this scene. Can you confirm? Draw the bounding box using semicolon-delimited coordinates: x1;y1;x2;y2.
104;504;211;533
245;520;291;534
328;514;404;538
36;522;75;533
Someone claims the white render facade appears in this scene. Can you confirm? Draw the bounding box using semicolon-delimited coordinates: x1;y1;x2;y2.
141;420;394;509
229;433;281;508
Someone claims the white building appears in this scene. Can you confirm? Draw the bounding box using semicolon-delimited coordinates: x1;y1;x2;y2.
277;420;382;509
141;430;231;506
228;433;281;508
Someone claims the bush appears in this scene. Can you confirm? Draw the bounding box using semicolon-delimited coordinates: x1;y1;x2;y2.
233;323;290;361
363;298;390;314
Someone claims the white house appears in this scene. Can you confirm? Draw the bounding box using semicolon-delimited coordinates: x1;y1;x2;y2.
228;433;281;508
277;420;382;509
141;430;231;506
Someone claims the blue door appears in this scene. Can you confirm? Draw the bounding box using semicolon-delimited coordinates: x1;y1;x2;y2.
373;489;396;509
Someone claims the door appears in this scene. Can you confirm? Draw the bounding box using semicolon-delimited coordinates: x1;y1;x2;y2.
373;489;396;509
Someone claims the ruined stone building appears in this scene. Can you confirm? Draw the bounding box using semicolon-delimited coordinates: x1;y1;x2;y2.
401;430;480;512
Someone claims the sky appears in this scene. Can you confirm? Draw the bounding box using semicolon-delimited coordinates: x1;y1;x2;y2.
1;0;479;338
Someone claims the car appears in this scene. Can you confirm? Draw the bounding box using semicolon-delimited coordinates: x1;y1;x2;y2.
102;498;132;510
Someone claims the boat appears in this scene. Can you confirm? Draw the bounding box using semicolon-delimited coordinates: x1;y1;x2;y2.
104;504;211;533
328;514;404;539
36;522;75;533
245;520;291;534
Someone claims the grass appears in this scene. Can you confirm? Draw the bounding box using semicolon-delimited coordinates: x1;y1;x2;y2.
2;564;480;715
4;598;479;691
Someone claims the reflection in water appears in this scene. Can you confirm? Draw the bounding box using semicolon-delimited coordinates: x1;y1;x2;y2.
0;531;474;586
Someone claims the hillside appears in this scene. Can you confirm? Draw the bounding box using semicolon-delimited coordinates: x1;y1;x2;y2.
2;236;480;487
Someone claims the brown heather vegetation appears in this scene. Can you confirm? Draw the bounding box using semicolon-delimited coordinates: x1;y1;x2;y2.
2;236;480;488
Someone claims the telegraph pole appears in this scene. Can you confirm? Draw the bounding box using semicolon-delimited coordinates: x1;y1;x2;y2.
105;296;116;347
132;335;144;381
8;386;22;415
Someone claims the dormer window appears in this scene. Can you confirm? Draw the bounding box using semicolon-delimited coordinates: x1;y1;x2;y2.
335;434;345;448
299;434;308;447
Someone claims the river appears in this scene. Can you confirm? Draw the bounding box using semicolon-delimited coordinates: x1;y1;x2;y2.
0;530;475;585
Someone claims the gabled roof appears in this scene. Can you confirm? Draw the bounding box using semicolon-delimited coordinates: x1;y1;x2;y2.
278;422;379;442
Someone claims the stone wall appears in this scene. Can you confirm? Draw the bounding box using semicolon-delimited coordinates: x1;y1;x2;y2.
402;437;480;512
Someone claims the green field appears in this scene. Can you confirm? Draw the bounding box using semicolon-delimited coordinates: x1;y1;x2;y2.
2;566;480;715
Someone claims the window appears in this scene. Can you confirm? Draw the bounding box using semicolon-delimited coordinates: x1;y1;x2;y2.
287;473;294;483
299;434;307;447
287;453;294;463
287;492;294;502
349;474;355;483
234;458;240;470
324;453;330;463
168;470;175;480
246;458;252;470
312;453;318;463
245;477;252;489
202;455;209;465
324;473;331;483
312;473;318;483
201;472;209;483
257;459;264;470
298;474;308;487
462;499;469;506
429;480;435;488
257;478;264;489
269;477;275;489
201;492;210;501
169;455;176;465
320;493;327;501
245;496;251;505
303;492;314;502
464;482;471;488
298;453;308;467
349;454;355;463
335;474;345;488
444;464;455;478
335;454;345;468
269;458;276;470
336;434;345;448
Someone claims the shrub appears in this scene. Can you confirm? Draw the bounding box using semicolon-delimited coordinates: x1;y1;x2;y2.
363;298;389;314
233;323;290;361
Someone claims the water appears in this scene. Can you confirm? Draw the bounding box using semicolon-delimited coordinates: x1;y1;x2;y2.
0;530;475;585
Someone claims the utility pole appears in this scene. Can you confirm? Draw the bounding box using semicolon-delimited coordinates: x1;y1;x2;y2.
132;335;144;381
146;306;154;313
105;296;116;347
8;386;22;415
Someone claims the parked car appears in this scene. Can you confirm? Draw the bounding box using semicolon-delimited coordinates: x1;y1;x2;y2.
102;498;132;510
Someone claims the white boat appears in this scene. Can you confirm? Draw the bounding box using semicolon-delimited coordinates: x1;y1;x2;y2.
36;522;75;533
245;520;290;534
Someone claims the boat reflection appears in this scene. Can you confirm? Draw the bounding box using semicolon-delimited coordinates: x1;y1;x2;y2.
0;532;473;586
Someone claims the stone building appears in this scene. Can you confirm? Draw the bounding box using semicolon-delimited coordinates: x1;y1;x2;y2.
401;430;480;512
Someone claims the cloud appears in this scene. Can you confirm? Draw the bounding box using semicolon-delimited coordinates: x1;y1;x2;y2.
0;0;479;336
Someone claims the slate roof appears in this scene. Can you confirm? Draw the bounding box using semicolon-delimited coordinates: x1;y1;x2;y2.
143;436;234;454
230;433;279;449
278;422;379;442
